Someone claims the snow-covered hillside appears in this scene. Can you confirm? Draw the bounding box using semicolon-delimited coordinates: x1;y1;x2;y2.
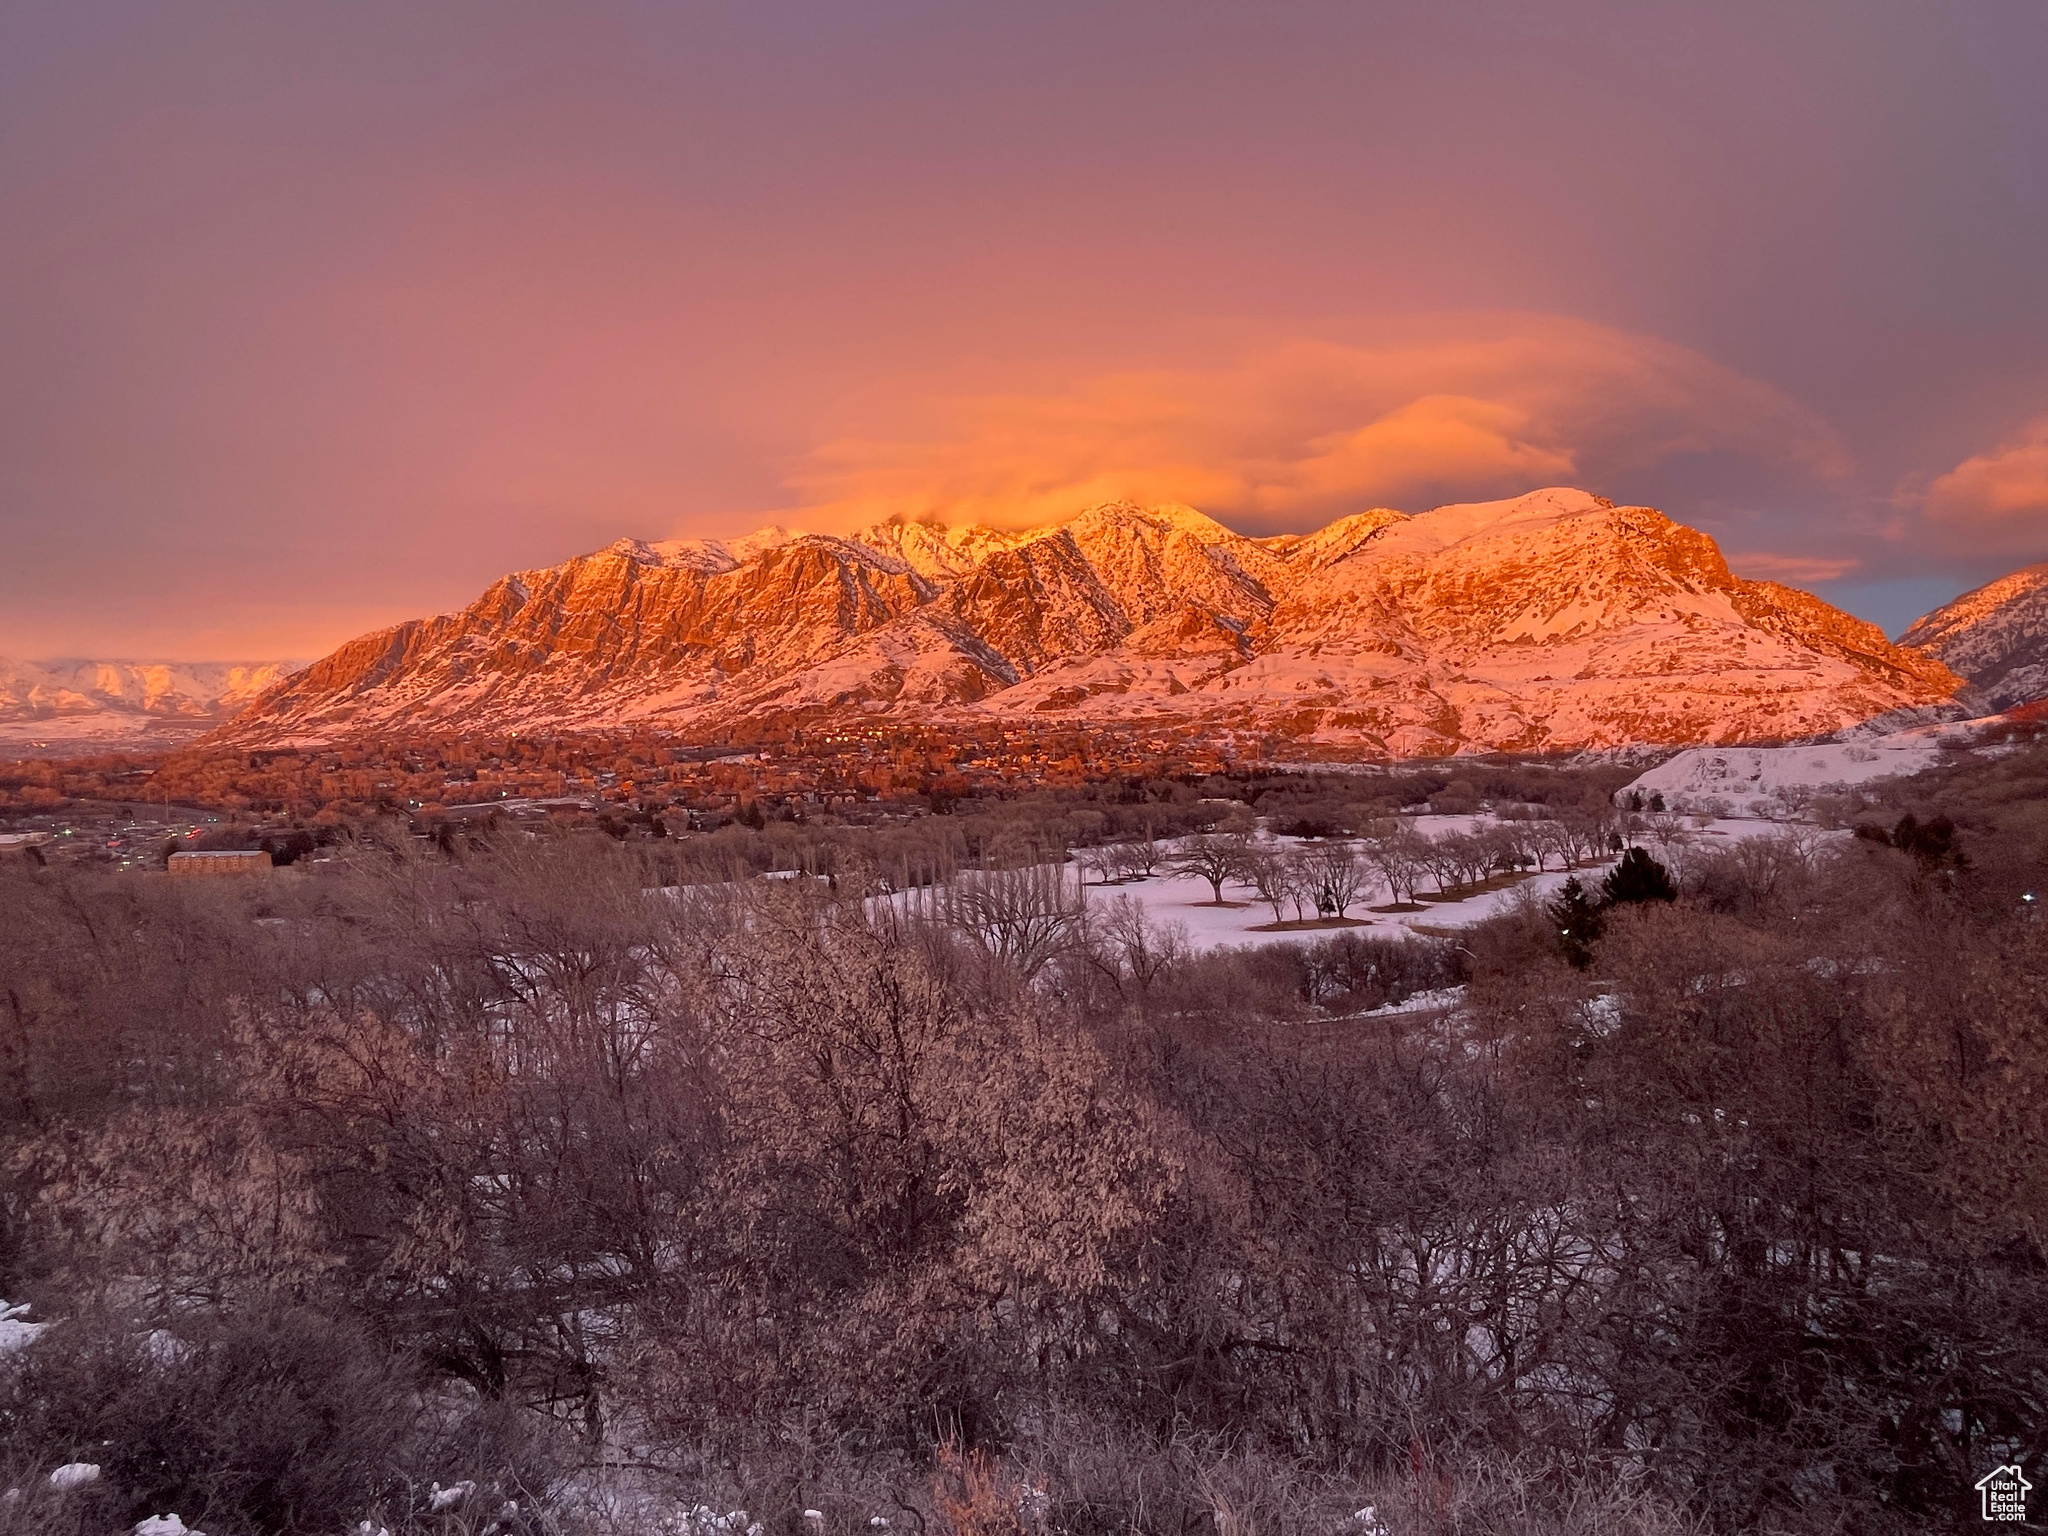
1615;720;1985;816
1900;562;2048;711
217;489;1965;752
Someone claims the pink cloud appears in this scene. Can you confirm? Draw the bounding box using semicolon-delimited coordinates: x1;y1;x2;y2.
1922;418;2048;548
771;314;1848;532
1726;552;1862;583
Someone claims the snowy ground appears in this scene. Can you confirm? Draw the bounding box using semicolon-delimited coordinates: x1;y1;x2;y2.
1077;863;1553;950
0;1299;44;1352
1089;806;1851;951
1076;818;1596;950
863;810;1832;954
1619;716;1992;816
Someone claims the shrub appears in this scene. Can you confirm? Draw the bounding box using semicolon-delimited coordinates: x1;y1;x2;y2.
0;1304;415;1533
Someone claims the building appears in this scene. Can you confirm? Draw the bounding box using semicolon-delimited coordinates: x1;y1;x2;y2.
167;849;274;877
0;832;53;864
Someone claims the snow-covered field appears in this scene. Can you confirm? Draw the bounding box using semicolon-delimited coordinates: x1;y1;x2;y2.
1072;815;1612;950
1620;717;1989;816
870;809;1832;955
1077;838;1577;950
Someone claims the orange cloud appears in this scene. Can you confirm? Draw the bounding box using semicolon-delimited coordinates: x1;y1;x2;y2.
1922;417;2048;547
1252;395;1576;510
772;314;1846;531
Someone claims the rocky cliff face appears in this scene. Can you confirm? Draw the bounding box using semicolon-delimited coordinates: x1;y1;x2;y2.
1899;563;2048;711
221;488;1966;753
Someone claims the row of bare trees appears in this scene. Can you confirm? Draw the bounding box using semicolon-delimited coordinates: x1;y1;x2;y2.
1159;810;1628;921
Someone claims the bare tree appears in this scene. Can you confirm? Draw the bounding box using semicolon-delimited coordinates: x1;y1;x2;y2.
1497;808;1553;872
1360;822;1427;905
1243;845;1302;923
1172;831;1251;904
1077;844;1123;885
1300;839;1369;917
938;861;1087;980
1642;809;1693;876
1560;801;1618;865
1414;831;1462;895
1082;893;1189;1001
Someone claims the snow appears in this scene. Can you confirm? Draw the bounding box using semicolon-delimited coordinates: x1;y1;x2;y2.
135;1516;206;1536
1362;985;1466;1016
1900;561;2048;710
0;1299;43;1352
667;1507;763;1536
48;1463;100;1491
226;487;1962;756
0;656;301;756
0;656;294;722
974;806;1851;954
1619;718;1982;814
1078;824;1613;951
1361;485;1611;560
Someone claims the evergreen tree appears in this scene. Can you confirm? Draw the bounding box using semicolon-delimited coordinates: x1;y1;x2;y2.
1892;812;1962;869
1549;875;1604;969
1853;812;1964;872
1602;845;1677;905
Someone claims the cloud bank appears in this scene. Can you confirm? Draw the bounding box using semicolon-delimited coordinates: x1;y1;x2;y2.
778;315;1848;532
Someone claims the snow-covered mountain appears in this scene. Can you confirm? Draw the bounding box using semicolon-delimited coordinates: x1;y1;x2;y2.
0;658;297;755
1899;563;2048;711
219;488;1965;754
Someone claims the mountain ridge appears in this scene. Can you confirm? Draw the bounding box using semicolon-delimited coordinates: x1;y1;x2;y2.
216;488;1967;755
1899;563;2048;712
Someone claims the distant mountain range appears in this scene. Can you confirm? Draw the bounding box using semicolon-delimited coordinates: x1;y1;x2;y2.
208;488;1977;755
23;488;2048;762
0;658;296;755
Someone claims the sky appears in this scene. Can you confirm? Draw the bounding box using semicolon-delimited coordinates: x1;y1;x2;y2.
3;0;2046;660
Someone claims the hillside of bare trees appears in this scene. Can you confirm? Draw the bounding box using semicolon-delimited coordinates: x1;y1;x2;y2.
2;747;2046;1535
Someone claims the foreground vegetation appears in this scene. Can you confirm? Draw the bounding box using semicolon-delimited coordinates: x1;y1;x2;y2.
2;747;2045;1535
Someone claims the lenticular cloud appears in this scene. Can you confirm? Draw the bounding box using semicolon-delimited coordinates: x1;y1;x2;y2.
783;314;1846;532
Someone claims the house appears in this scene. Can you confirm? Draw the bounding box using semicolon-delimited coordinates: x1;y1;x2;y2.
167;849;274;877
1976;1463;2032;1523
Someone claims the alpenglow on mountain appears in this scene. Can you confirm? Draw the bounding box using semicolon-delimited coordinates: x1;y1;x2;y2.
1;657;296;754
222;488;1963;754
1898;562;2048;713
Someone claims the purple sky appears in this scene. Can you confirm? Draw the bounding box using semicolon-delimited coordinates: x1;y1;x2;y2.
4;1;2046;659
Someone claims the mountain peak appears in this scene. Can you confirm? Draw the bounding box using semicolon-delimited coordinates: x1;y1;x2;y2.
599;527;806;573
221;490;1964;753
1368;486;1618;559
1066;499;1230;534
